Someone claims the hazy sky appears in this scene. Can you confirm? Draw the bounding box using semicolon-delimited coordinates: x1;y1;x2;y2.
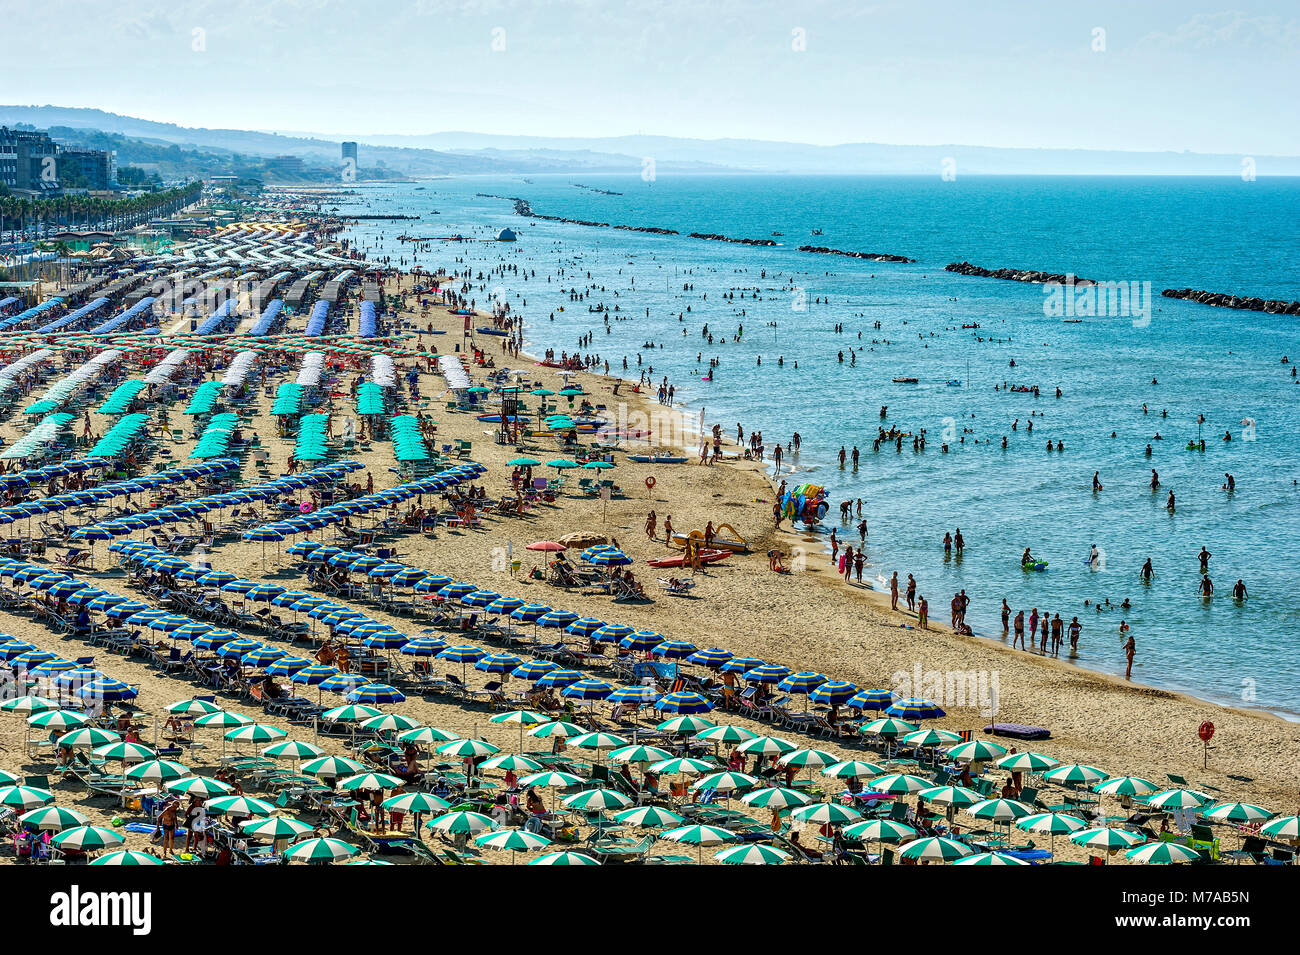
4;0;1298;153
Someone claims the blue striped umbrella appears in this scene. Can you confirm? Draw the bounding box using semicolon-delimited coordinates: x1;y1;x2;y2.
777;671;828;694
175;566;212;582
619;630;665;652
77;678;138;703
563;618;606;638
809;680;859;705
592;623;635;643
0;642;37;660
197;571;238;588
347;555;386;573
103;599;151;618
485;597;525;615
461;590;501;608
149;614;197;633
687;647;734;667
366;563;408;579
399;638;446;656
285;540;324;557
720;656;766;673
475;653;523;673
437;582;477;600
511;660;559;680
241;646;288;668
217;639;263;658
246;584;286;602
266;656;312;675
29;574;73;590
271;591;315;608
304;545;343;563
29;659;77;676
538;610;579;629
291;665;340;685
847;688;893;711
326;551;367;567
192;629;237;649
65;588;108;607
560;679;614;701
46;580;91;600
608;685;662;705
536;669;583;688
510;603;552;623
320;674;369;694
436;645;485;663
361;631;409;650
886;698;946;720
412;575;453;593
744;663;793;684
652;640;699;660
321;609;366;627
346;683;406;705
11;650;58;667
586;549;632;567
655;691;715;715
125;609;170;626
219;579;260;595
389;567;429;588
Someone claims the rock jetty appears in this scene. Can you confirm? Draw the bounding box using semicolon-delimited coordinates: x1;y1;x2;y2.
1161;288;1300;315
799;246;913;263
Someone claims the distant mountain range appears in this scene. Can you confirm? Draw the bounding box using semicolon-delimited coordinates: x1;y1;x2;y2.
4;105;1299;177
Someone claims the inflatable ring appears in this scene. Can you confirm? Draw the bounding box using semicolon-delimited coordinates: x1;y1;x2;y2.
299;501;314;514
645;476;656;489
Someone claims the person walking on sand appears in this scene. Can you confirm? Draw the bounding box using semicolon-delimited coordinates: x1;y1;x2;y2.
917;596;928;630
906;574;916;611
645;510;657;540
890;572;900;611
663;515;673;545
1124;633;1136;680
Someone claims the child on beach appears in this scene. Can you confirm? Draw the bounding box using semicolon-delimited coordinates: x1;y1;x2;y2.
917;596;928;630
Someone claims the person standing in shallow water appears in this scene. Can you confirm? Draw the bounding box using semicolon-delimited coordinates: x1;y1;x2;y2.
905;574;916;611
1124;634;1136;680
890;572;900;611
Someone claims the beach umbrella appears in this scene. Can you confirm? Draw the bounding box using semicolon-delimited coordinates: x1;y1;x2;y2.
1017;811;1087;853
302;755;366;777
78;678;138;704
206;795;277;817
660;823;736;863
474;827;552;862
337;771;404;792
486;597;525;616
126;759;191;784
240;816;314;841
947;739;1008;761
995;752;1059;774
396;726;458;746
262;740;325;761
194;710;253;728
1260;815;1300;841
535;669;582;689
657;715;715;735
346;683;406;705
968;798;1035;823
952;852;1030;866
919;785;982;809
1202;802;1273;824
777;671;827;695
822;759;888;779
28;709;90;731
52;825;124;852
899;836;973;862
94;741;156;764
653;691;713;715
427;810;494;835
0;695;57;714
686;648;732;668
488;709;549;749
0;785;55;810
844;819;918;843
650;757;717;776
1092;776;1159;797
1146;788;1212;811
860;718;919;739
614;806;685;828
225;723;288;745
869;773;932;795
902;729;964;748
480;754;545;776
165;776;234;797
475;653;523;674
563;617;606;638
266;656;312;676
608;685;661;706
1125;841;1201;864
319;675;369;695
742;786;812;810
286;837;359;864
716;844;791;865
529;851;599;866
321;704;382;722
383;792;451;816
360;713;421;734
790;802;863;826
55;727;121;749
437;738;501;760
610;744;672;765
885;697;946;720
692;771;757;794
19;805;90;831
1070;827;1144;851
618;630;664;653
566;731;626;752
527;720;585;740
808;680;859;705
90;850;164;866
694;724;758;746
591;623;634;643
539;610;581;629
737;734;797;757
1042;764;1108;786
742;663;791;684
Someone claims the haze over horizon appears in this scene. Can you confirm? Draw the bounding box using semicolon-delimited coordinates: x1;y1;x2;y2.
2;0;1297;156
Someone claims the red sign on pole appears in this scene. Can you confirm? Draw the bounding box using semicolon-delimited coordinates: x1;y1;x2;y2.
1198;721;1215;742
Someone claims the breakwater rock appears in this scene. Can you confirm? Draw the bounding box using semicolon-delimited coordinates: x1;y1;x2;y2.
799;245;913;263
689;233;776;246
1161;288;1300;315
945;261;1097;285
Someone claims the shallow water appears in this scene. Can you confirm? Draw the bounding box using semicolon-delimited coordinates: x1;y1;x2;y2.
339;175;1300;716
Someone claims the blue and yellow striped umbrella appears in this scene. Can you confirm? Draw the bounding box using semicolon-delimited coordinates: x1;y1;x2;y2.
475;653;523;673
535;669;583;688
562;617;606;638
560;679;614;701
686;647;733;668
720;656;765;673
652;640;698;660
619;630;664;652
591;623;634;643
346;683;406;705
538;610;579;629
809;680;859;705
654;691;714;715
743;663;792;684
511;660;559;681
291;665;340;685
777;671;827;694
847;688;893;711
886;697;946;720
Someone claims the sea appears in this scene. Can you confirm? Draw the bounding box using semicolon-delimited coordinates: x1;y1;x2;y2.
335;174;1300;718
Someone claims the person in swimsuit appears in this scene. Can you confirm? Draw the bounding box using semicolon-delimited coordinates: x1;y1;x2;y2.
158;798;179;857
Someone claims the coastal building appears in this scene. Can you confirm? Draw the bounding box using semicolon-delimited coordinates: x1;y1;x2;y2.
56;147;118;190
0;126;60;195
265;155;305;178
341;141;358;163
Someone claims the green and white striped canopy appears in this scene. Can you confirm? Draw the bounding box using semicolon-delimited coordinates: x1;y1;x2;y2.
436;738;501;758
0;696;57;714
301;755;366;777
489;709;549;725
1202;802;1273;823
1261;815;1300;840
1069;827;1143;850
791;802;863;826
951;851;1029;865
474;828;552;852
321;705;383;722
609;744;673;765
1125;841;1200;864
822;759;886;779
1042;764;1108;786
262;740;325;760
397;726;459;745
901;729;963;748
194;711;253;728
240;816;314;840
529;851;600;865
480;753;543;773
382;792;451;815
657;715;716;734
90;850;164;866
1145;788;1211;811
285;837;359;863
844;819;917;842
1092;776;1159;797
52;825;124;851
693;724;758;745
562;788;633;811
19;805;90;831
898;836;972;862
613;806;685;828
164;776;234;797
660;824;736;846
527;720;586;739
360;713;422;734
994;752;1059;773
1015;812;1088;835
565;732;628;751
93;741;156;762
776;748;839;769
125;759;191;783
868;773;932;795
206;795;277;817
224;723;287;743
165;698;222;716
967;798;1035;823
740;787;812;810
946;740;1008;761
918;785;982;808
519;770;584;789
426;810;495;835
735;735;797;756
0;785;55;810
859;718;919;738
692;771;758;793
715;844;790;865
649;757;717;776
336;772;404;792
55;727;121;749
28;709;90;730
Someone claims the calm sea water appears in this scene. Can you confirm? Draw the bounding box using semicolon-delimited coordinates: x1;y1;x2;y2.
339;175;1300;716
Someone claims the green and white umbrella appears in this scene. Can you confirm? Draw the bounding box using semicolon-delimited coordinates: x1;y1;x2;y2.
164;776;234;798
481;753;543;773
692;771;757;793
791;802;863;826
562;788;633;812
165;698;222;716
967;798;1035;823
777;748;839;770
901;729;963;748
1125;841;1200;864
844;819;917;843
1016;812;1088;835
436;738;501;759
19;805;89;831
224;723;287;744
1070;827;1143;851
55;727;120;749
610;744;673;765
528;720;586;740
650;757;716;776
241;816;314;840
337;772;404;792
1092;775;1159;797
735;735;797;757
693;724;758;745
918;785;981;809
741;787;812;810
859;718;919;738
1;696;57;714
205;795;276;817
93;741;156;764
28;709;90;731
360;713;422;734
1042;764;1107;786
529;851;599;866
565;732;628;752
994;752;1058;773
0;785;55;810
194;711;253;728
1145;788;1211;811
614;806;685;828
1261;815;1300;841
286;837;359;864
868;773;932;795
427;810;495;835
302;755;366;778
898;835;972;862
383;792;450;815
346;859;395;866
519;770;584;789
397;726;459;746
661;823;736;863
321;705;383;722
1202;802;1273;824
823;759;886;779
715;844;790;865
490;709;549;749
125;759;191;784
946;740;1008;762
951;851;1029;866
52;825;124;852
262;740;325;761
657;715;715;734
474;827;552;860
90;850;164;866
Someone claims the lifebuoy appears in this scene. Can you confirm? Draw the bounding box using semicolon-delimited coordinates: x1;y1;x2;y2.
299;501;314;514
645;476;656;489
